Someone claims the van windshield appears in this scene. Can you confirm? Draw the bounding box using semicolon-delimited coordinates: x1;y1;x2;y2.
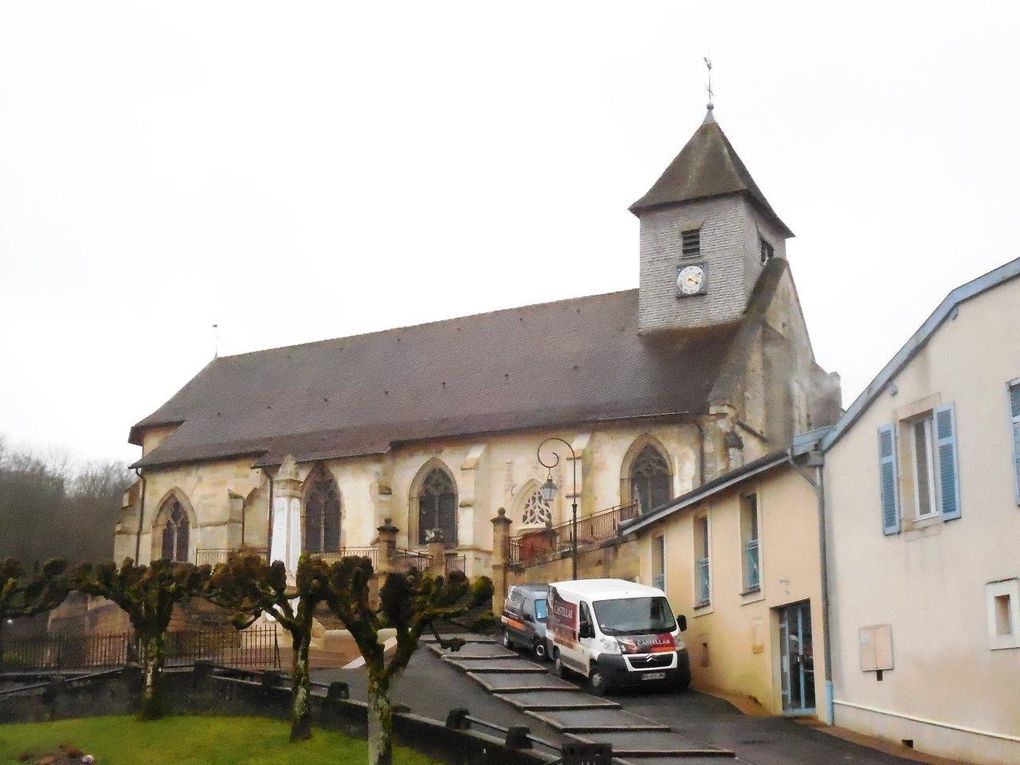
534;598;548;622
593;597;676;636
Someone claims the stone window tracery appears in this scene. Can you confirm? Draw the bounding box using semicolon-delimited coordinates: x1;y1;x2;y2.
160;498;189;562
418;468;457;546
631;444;672;515
521;490;552;527
305;471;342;554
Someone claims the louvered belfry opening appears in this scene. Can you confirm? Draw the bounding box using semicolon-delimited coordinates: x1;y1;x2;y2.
631;445;672;515
418;468;457;546
304;470;342;554
681;228;701;258
161;498;189;562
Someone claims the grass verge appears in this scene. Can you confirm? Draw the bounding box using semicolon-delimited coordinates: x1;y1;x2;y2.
0;715;444;765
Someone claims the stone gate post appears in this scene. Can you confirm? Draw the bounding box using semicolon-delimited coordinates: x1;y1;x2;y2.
490;508;512;615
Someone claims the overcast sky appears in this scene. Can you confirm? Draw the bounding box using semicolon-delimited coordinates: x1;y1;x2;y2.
2;1;1018;465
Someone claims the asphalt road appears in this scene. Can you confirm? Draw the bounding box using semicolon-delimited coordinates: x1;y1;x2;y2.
312;646;963;765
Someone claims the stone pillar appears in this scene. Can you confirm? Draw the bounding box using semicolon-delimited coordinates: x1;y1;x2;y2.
375;518;398;574
490;508;512;615
269;455;303;583
427;529;447;578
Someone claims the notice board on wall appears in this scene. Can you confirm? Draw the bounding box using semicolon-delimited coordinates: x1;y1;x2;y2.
859;624;894;672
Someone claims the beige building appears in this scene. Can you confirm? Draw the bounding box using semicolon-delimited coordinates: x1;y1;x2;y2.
822;258;1020;764
115;108;839;591
624;449;827;717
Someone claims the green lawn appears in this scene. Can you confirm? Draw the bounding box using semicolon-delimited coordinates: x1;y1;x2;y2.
0;715;444;765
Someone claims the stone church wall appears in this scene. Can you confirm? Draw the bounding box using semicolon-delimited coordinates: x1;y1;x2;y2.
120;421;702;578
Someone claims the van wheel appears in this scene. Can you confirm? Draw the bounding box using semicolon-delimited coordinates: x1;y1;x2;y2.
533;638;547;660
501;629;513;650
586;666;609;696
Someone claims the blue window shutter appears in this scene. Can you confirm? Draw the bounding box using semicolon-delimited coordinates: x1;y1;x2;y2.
934;403;961;521
878;424;900;535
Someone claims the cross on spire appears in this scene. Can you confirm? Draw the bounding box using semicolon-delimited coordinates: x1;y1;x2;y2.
703;55;714;112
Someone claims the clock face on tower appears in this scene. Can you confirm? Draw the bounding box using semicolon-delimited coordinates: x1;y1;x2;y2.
677;264;706;296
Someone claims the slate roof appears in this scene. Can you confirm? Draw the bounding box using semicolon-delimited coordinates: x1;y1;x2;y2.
130;290;746;469
629;111;794;238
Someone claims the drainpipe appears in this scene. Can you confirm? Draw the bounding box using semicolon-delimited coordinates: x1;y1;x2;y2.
133;468;146;563
787;447;834;726
262;467;274;564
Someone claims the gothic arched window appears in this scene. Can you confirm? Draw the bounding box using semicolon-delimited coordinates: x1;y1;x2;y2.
631;445;672;515
304;471;342;554
521;490;552;527
161;499;190;562
418;468;457;546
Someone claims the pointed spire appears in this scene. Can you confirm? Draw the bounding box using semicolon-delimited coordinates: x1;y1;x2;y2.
629;116;793;238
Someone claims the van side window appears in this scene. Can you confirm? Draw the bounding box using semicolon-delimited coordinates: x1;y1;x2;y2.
580;602;593;629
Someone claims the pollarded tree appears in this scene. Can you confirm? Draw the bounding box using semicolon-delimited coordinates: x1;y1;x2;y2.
205;553;330;741
324;558;494;765
73;558;209;720
0;558;70;666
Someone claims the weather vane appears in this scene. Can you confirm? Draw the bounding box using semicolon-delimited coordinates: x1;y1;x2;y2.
704;55;714;111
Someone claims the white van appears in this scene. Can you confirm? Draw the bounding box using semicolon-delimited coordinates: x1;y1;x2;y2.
546;578;690;694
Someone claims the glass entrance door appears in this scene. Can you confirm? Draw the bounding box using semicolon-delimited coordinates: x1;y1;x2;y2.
778;601;815;714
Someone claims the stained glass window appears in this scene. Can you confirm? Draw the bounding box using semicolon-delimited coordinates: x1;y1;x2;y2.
631;445;672;515
418;468;457;546
160;498;189;562
305;471;342;553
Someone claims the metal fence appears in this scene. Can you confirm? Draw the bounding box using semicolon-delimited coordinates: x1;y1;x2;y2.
0;626;280;673
316;547;380;567
0;632;131;672
391;548;432;573
195;548;268;567
444;553;466;577
505;501;639;567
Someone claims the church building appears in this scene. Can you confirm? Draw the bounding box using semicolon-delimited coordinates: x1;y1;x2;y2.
115;106;841;579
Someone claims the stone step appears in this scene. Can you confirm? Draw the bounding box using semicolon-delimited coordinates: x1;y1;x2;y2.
443;658;548;673
492;690;620;711
467;672;577;693
421;633;495;644
566;731;735;759
426;642;517;660
525;707;670;732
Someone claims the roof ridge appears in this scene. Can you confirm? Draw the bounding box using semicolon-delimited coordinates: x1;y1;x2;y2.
215;287;640;361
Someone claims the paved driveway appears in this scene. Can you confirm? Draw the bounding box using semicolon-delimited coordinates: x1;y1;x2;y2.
312;644;963;765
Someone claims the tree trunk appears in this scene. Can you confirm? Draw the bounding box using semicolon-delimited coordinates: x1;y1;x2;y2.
138;633;165;721
289;630;312;741
367;676;393;765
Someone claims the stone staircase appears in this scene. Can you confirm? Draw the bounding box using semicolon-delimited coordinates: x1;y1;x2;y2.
427;634;738;763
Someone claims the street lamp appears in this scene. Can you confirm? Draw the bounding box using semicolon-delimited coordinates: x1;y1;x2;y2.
537;437;578;580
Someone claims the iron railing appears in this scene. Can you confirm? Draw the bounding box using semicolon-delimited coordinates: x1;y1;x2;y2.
505;501;639;567
444;553;466;577
195;548;268;567
0;627;280;673
0;632;131;672
391;548;432;573
315;546;379;566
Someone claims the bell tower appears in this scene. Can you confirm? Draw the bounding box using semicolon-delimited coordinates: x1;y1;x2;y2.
631;106;794;333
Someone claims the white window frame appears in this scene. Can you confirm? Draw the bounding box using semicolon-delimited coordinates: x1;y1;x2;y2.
740;493;761;593
652;534;666;592
1008;379;1020;505
693;514;711;608
910;415;941;519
